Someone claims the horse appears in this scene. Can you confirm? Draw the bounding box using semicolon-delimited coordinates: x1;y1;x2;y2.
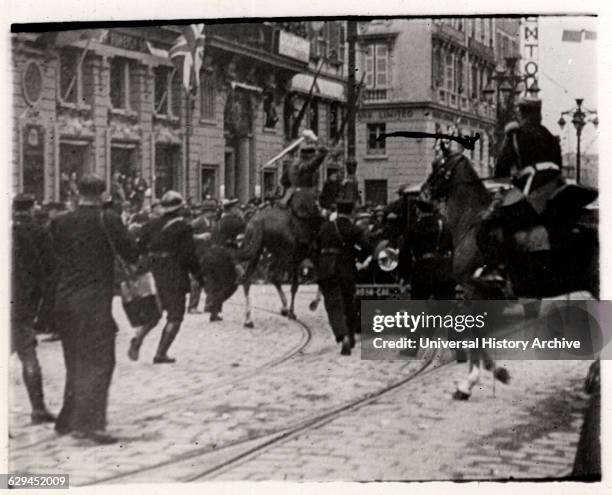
422;149;599;400
238;205;314;328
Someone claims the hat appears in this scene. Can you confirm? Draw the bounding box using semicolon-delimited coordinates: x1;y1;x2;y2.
374;205;385;214
355;212;371;222
300;141;317;153
78;174;106;196
386;211;399;220
161;190;185;213
201;199;218;213
222;198;240;210
517;95;542;109
13;193;36;211
336;199;354;215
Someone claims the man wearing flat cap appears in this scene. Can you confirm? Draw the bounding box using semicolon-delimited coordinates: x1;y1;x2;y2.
50;174;138;444
129;191;203;363
11;193;56;425
316;199;372;356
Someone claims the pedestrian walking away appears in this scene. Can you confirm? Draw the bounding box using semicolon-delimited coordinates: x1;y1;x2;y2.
49;174;138;444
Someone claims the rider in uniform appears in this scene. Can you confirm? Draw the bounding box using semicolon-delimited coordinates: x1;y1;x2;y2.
475;95;565;284
280;130;328;244
316;199;372;356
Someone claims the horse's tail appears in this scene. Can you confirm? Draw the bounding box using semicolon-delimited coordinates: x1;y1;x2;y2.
239;216;264;261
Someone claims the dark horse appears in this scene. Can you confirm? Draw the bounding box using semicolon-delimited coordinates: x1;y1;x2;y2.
238;205;312;327
422;149;599;399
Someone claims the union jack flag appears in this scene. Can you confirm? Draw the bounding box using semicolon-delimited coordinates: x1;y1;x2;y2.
169;24;206;93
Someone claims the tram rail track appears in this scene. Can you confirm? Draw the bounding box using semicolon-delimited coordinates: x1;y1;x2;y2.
11;302;312;452
94;331;446;485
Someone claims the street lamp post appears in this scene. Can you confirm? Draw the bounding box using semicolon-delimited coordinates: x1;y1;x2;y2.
558;98;598;184
482;56;536;159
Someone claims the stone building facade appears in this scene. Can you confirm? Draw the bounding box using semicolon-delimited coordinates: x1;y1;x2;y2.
12;22;348;204
355;18;521;205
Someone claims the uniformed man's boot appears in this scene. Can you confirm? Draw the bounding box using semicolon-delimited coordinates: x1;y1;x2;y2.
23;367;55;425
153;322;181;364
340;335;352;356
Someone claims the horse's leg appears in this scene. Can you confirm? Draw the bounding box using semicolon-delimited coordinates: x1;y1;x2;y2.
243;258;258;329
309;288;322;312
287;260;299;320
269;259;290;316
454;354;481;400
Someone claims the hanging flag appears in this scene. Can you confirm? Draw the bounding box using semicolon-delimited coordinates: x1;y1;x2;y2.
169;24;205;93
562;29;597;42
562;29;583;42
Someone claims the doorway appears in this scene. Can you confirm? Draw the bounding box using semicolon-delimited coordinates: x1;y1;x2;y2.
59;141;91;202
155;143;180;199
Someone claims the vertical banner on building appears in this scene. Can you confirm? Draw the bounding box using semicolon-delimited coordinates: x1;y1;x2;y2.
521;17;539;94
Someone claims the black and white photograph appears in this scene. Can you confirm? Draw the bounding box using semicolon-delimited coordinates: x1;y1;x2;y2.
4;1;608;490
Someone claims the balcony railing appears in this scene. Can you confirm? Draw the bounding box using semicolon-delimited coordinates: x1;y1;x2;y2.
468;37;495;62
432;23;466;45
364;89;388;101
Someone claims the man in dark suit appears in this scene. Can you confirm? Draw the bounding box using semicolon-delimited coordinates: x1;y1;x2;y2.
128;191;203;364
316;200;372;355
50;175;138;444
11;194;56;425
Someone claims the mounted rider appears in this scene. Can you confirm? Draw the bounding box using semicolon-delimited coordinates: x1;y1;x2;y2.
475;94;597;285
280;129;328;244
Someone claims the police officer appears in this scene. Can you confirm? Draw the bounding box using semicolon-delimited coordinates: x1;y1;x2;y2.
316;199;372;355
406;199;455;300
11;194;56;424
496;95;562;191
128;191;203;364
476;95;564;284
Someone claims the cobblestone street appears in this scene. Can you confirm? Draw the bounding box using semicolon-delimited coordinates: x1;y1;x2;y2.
9;286;591;485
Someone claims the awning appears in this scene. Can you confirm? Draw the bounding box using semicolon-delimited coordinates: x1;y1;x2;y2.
289;73;346;102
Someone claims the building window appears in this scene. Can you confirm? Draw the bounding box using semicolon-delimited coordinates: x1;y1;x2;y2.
110;57;132;110
456;56;464;93
432;45;443;87
445;53;454;93
471;64;479;99
308;100;319;134
364;42;389;89
200;77;215;120
58;48;92;107
367;123;386;155
329;101;340;142
154;66;181;118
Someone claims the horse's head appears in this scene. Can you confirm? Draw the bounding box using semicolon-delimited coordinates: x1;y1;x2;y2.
421;150;467;204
